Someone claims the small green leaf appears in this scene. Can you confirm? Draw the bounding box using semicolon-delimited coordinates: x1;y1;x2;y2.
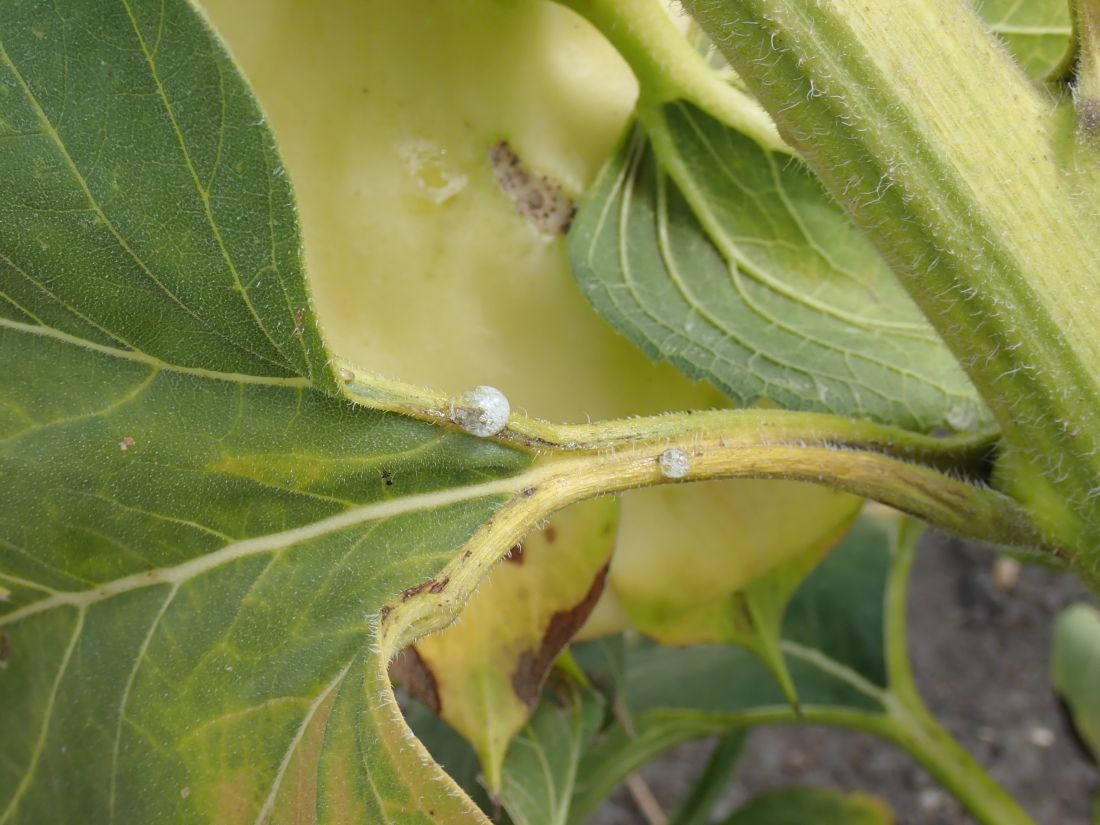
723;507;858;711
499;677;605;825
720;786;894;825
570;111;986;431
1052;602;1100;761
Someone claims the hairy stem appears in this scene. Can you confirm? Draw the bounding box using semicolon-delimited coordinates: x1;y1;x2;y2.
668;0;1100;578
335;361;1043;569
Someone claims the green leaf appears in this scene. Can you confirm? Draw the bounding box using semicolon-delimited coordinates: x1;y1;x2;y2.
567;516;1031;825
499;676;605;825
542;517;902;825
570;110;987;432
0;1;535;822
1052;602;1100;761
720;786;894;825
979;0;1072;79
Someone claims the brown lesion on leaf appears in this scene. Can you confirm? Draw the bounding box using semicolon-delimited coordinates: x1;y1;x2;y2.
511;563;610;708
389;646;441;714
428;577;449;595
0;632;10;669
489;140;577;235
380;468;394;487
542;525;557;543
293;306;306;339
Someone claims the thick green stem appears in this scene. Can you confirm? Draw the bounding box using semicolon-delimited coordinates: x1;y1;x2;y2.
629;0;1100;582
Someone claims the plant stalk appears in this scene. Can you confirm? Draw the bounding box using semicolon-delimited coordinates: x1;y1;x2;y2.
633;0;1100;581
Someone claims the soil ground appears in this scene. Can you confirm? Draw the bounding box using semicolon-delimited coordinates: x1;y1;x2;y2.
593;532;1100;824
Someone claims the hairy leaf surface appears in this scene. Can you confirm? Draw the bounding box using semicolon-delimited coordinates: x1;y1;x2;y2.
0;2;534;822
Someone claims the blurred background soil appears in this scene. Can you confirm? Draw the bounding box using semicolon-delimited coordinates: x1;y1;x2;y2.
593;532;1099;824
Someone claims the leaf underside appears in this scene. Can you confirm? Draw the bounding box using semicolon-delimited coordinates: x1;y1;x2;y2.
569;104;987;432
0;1;532;822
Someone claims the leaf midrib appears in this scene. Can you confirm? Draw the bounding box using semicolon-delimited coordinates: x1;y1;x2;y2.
0;473;534;627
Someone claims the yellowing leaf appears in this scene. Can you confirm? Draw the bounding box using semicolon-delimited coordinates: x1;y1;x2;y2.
401;498;620;794
600;480;861;644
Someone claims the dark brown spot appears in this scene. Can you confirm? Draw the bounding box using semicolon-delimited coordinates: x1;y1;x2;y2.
462;550;472;560
489;140;577;235
428;577;449;594
521;486;536;498
388;646;440;714
542;525;557;543
378;605;392;622
510;564;610;708
504;542;525;565
381;469;394;487
402;580;431;601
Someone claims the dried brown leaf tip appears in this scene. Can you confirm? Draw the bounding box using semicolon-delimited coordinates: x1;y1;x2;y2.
510;564;609;708
389;647;441;714
490;140;577;235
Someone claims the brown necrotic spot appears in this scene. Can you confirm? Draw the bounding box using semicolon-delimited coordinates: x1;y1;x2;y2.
428;577;449;594
381;469;394;487
510;564;610;708
389;646;441;714
542;525;557;543
489;140;577;235
402;580;431;601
